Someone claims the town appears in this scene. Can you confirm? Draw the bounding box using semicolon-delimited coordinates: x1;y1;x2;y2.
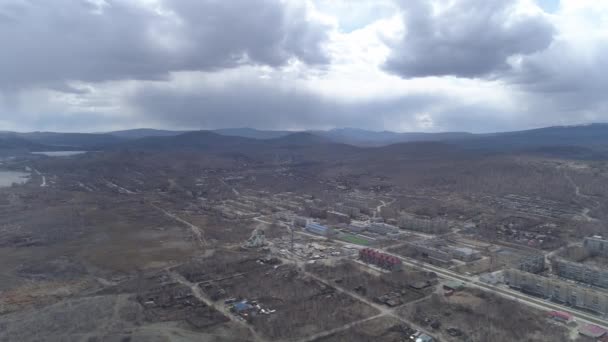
2;142;608;342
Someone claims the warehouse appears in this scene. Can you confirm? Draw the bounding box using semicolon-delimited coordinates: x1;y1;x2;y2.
306;222;333;236
369;222;399;235
447;246;481;262
327;211;351;224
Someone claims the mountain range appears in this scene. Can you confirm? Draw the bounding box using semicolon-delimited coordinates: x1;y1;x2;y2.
2;124;608;159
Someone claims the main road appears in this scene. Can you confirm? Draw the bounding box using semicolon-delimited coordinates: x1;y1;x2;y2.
253;213;608;329
309;230;608;330
381;249;608;329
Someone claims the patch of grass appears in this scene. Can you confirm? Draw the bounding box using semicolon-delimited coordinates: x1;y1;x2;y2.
339;233;371;246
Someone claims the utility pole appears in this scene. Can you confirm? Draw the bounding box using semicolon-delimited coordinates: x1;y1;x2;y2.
290;221;295;253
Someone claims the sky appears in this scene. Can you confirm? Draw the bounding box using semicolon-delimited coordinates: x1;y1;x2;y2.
0;0;607;133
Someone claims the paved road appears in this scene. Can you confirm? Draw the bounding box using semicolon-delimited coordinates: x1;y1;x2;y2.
379;249;608;329
309;232;608;330
169;271;267;342
293;262;437;342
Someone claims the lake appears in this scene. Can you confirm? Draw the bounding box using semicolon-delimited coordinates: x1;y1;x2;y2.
0;171;30;187
31;151;87;157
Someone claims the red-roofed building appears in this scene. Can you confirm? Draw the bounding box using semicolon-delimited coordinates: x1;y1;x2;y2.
359;248;402;271
578;324;607;339
547;311;573;323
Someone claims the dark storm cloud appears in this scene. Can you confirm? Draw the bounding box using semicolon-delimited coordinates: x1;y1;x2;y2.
0;0;329;89
129;78;438;131
504;38;608;123
510;40;608;95
384;0;555;78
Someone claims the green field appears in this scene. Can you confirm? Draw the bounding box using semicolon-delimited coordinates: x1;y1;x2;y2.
339;233;372;246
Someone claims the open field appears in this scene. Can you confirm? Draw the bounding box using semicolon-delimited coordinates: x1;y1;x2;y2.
338;233;373;246
397;289;574;342
2;133;608;341
306;260;436;307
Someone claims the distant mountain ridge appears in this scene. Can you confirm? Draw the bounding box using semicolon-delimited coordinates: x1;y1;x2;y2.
3;124;608;160
212;128;293;140
106;128;188;139
313;127;474;146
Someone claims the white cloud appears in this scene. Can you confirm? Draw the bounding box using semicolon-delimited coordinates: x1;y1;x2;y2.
1;0;608;133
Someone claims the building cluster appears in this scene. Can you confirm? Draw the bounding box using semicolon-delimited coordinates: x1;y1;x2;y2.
326;195;378;221
305;222;334;236
489;194;582;220
344;221;400;236
209;190;320;220
405;239;481;264
517;254;546;274
359;248;402;271
334;203;361;217
348;221;367;233
212;203;258;220
228;298;276;320
504;268;608;315
584;236;608;256
397;215;450;234
549;236;608;289
551;257;608;289
342;195;375;215
327;210;351;224
369;222;400;235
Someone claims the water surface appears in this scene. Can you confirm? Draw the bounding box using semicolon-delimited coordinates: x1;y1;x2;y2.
31;151;87;157
0;171;30;187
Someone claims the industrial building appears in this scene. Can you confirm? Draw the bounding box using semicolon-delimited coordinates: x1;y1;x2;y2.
306;222;333;236
369;222;399;235
406;242;452;263
344;198;374;214
348;221;368;233
306;206;327;219
335;203;360;218
504;269;608;315
447;246;481;262
551;257;608;289
518;254;546;274
293;216;308;227
359;248;402;271
274;211;295;222
397;215;449;234
327;211;351;224
584;236;608;257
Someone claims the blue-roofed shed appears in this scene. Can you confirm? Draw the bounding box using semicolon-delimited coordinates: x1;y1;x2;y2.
234;301;253;312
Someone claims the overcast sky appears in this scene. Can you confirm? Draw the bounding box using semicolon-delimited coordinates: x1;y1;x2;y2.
0;0;606;133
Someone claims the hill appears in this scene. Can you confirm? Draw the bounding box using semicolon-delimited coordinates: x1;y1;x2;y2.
16;132;125;149
107;128;189;139
454;124;608;158
315;128;473;146
213;128;292;140
0;133;49;151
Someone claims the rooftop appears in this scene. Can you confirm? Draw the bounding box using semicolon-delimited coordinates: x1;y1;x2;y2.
579;324;607;338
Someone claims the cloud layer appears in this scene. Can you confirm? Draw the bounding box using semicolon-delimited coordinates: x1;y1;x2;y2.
384;0;555;78
1;0;608;133
0;0;329;89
